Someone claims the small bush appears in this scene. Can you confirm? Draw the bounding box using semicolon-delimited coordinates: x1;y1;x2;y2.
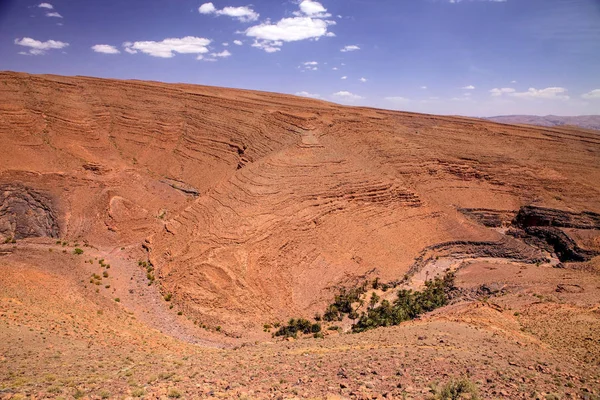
114;298;120;302
164;293;173;301
274;318;321;338
168;389;182;398
434;377;479;400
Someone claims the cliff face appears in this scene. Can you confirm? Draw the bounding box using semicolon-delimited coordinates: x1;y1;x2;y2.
2;71;600;329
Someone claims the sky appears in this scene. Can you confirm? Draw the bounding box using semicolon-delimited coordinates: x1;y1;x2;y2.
1;0;599;117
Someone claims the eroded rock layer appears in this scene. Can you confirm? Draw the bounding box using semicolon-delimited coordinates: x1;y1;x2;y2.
1;71;600;329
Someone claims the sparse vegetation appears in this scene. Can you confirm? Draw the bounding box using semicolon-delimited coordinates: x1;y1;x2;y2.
432;377;480;400
273;318;321;339
353;272;455;333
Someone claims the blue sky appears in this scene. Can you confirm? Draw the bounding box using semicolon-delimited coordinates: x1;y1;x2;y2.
1;0;599;116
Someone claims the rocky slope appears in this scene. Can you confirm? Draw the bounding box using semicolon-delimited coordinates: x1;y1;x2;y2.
1;71;600;398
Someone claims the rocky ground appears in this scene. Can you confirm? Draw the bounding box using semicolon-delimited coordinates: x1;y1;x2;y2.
1;72;600;399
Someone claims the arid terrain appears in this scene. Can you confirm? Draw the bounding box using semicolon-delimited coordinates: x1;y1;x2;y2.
1;71;600;399
486;115;600;132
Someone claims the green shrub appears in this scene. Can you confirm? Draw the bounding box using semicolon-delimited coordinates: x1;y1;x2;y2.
352;272;455;333
164;293;172;301
323;285;366;322
434;377;479;400
273;318;320;338
168;389;182;398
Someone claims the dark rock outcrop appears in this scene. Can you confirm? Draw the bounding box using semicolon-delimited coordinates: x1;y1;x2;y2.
513;206;600;230
0;184;60;240
510;206;600;262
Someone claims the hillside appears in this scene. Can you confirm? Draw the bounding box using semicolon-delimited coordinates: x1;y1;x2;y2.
487;115;600;131
1;71;600;399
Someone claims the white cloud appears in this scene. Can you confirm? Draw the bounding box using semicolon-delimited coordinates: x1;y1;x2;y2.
359;77;367;83
461;85;475;90
511;80;517;83
251;40;282;53
233;40;243;46
212;50;232;58
489;87;515;96
333;91;363;100
304;61;318;65
38;3;53;9
91;44;120;54
46;11;62;17
222;42;229;46
297;0;330;18
420;86;427;89
341;76;347;80
341;45;360;52
198;2;259;22
246;17;333;41
123;36;211;58
245;17;334;52
14;37;69;55
296;91;321;98
198;3;216;13
511;87;570;100
582;89;600;99
332;67;338;70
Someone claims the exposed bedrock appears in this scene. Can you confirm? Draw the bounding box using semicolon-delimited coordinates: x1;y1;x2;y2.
458;208;517;228
0;184;60;240
407;237;547;277
509;206;600;262
522;227;597;262
513;206;600;230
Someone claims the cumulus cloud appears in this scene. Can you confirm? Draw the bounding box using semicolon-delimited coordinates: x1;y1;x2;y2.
582;89;600;99
91;44;120;54
233;40;243;45
490;87;515;96
296;91;321;98
421;86;427;89
333;91;363;101
341;76;347;80
461;85;475;90
15;37;68;55
123;36;211;58
38;2;53;9
511;87;570;100
246;17;334;52
251;40;283;53
359;77;367;83
199;2;259;22
46;11;62;17
296;0;331;18
332;67;338;70
341;45;360;52
212;49;232;58
244;1;335;52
